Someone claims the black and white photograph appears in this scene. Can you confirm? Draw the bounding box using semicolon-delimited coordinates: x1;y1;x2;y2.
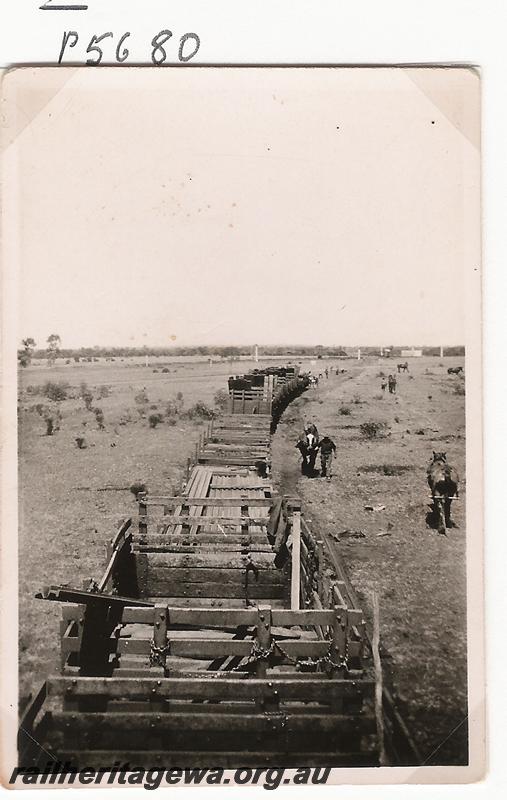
2;65;482;785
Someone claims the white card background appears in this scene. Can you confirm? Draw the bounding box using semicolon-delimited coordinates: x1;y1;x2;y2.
0;2;506;799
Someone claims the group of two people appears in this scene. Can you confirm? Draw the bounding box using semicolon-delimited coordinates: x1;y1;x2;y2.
381;374;397;394
296;423;336;481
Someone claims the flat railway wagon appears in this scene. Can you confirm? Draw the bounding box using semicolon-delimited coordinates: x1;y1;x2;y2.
20;365;395;770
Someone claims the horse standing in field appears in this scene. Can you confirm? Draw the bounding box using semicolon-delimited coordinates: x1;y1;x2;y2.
397;362;409;373
426;451;459;535
447;366;464;375
296;431;319;476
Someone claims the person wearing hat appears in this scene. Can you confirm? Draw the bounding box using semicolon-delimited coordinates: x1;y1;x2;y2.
318;435;337;481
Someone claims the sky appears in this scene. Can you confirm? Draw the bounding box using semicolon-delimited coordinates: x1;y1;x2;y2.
4;67;480;348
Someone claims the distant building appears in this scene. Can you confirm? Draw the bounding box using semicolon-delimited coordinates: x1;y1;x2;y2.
401;348;423;357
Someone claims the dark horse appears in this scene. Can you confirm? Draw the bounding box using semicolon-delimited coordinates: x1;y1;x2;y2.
296;432;319;476
426;451;459;534
447;366;463;375
397;361;409;373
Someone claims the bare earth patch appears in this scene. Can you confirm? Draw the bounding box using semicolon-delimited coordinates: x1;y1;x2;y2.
272;357;467;765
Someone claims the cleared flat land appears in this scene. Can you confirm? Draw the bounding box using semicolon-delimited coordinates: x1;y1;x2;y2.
18;355;467;765
272;356;467;765
18;358;259;701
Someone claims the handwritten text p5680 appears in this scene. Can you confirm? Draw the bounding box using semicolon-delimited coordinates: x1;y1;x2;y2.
58;29;201;65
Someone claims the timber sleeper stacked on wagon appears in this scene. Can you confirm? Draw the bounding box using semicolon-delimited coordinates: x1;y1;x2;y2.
20;366;379;769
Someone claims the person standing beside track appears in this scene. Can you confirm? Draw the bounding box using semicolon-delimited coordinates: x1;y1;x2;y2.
318;435;337;482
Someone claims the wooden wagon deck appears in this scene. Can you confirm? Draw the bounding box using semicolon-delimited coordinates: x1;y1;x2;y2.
20;366;380;769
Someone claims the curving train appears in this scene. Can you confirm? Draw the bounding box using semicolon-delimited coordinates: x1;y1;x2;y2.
19;364;418;770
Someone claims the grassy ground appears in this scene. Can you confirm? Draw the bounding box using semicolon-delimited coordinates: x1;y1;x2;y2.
18;358;265;702
271;356;467;765
18;355;467;766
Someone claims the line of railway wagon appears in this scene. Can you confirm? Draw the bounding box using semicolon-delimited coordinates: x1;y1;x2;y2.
20;364;418;768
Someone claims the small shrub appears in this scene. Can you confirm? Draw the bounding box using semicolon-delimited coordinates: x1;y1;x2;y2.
118;409;133;426
394;416;400;423
54;407;62;431
165;400;180;417
149;404;158;410
182;402;216;420
149;413;164;429
75;436;87;449
377;371;386;378
80;382;94;410
360;420;389;439
73;356;80;363
152;369;159;373
93;407;105;430
352;395;363;404
135;389;149;405
214;389;229;412
26;385;41;396
82;392;94;410
161;367;170;373
373;393;384;400
42;380;69;402
338;405;351;416
167;416;177;426
360;464;414;476
453;383;465;395
135;389;149;418
45;417;54;435
97;385;111;398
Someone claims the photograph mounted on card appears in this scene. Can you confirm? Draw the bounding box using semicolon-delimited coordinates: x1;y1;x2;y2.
0;65;482;786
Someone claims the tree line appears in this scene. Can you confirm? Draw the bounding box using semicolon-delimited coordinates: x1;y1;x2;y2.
18;337;465;367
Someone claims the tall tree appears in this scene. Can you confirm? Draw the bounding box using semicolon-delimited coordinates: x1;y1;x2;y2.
18;337;36;367
46;333;61;367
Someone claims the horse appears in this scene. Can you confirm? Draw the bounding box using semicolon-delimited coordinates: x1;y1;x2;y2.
296;432;319;476
397;362;409;373
426;451;459;534
447;366;463;375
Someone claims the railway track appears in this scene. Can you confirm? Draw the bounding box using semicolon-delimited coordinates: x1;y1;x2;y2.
19;364;419;770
